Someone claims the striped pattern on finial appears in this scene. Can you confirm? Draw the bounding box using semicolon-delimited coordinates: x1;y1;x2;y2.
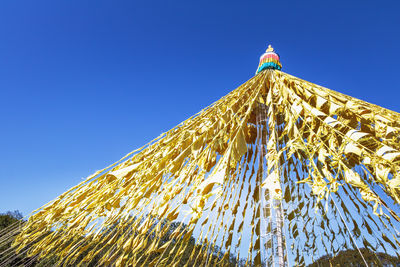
256;45;282;74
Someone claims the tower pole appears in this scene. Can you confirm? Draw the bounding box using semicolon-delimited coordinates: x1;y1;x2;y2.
257;100;285;267
274;199;285;266
256;103;273;266
256;101;269;266
269;75;286;267
257;46;286;267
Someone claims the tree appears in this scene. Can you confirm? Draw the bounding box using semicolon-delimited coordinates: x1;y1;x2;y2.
0;211;25;266
308;249;400;267
0;210;22;230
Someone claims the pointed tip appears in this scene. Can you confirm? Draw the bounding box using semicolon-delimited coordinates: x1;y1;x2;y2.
266;45;274;52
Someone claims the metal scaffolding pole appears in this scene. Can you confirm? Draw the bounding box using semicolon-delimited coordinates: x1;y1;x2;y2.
274;199;285;267
257;94;286;267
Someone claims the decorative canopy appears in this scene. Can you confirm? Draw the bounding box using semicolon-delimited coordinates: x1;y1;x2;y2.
256;45;282;74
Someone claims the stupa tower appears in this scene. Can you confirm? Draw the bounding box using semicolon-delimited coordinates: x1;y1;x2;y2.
1;45;400;266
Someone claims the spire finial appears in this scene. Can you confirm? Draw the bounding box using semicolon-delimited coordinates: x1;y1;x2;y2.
266;44;274;52
256;44;282;74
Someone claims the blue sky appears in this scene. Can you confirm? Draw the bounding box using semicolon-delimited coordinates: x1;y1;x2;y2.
0;0;399;216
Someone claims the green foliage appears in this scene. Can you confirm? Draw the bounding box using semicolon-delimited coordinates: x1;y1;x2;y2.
0;210;22;230
308;248;400;267
0;211;25;266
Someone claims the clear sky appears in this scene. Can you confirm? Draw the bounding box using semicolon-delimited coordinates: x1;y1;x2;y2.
0;0;399;216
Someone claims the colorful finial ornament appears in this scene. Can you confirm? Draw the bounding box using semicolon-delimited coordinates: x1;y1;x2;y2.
256;45;282;74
